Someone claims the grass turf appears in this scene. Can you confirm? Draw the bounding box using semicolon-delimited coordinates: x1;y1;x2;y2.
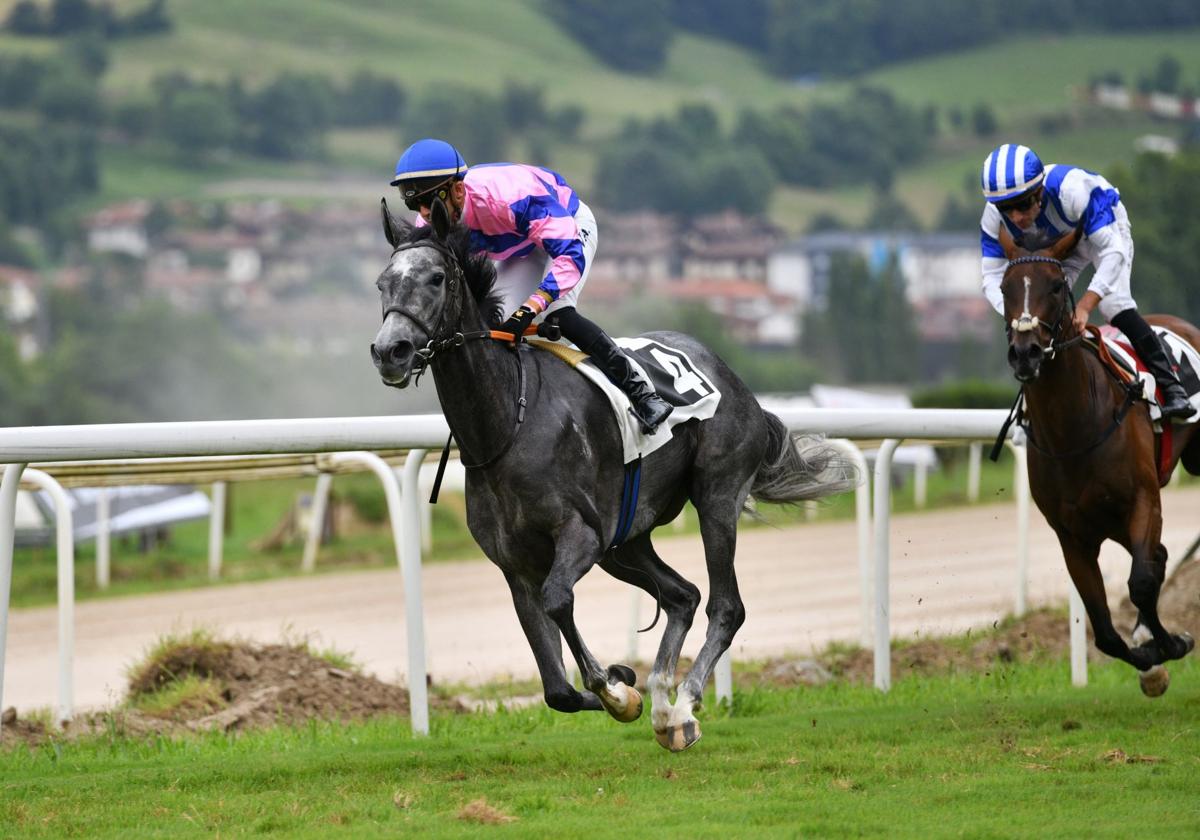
1;656;1198;837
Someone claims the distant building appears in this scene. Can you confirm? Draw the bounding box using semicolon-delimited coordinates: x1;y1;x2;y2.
85;200;151;258
589;211;677;286
768;230;979;313
0;265;40;359
679;211;783;282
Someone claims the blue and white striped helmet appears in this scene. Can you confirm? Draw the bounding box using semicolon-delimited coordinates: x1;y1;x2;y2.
980;144;1044;203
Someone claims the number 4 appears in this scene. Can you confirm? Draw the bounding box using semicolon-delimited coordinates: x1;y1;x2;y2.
650;348;709;397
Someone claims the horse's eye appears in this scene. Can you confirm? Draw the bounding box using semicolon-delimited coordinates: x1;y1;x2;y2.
430;271;445;286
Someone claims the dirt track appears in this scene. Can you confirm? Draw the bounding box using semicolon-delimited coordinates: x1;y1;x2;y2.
5;487;1200;713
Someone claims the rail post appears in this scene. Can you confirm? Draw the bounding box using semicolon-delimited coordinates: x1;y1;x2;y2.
873;439;903;692
0;463;28;732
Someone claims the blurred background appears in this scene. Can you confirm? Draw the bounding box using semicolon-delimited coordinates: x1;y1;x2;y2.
1;0;1200;424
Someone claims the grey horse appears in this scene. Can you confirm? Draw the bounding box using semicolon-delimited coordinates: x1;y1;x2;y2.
370;198;856;750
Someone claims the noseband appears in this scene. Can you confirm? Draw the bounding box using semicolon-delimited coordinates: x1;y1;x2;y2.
1005;254;1080;358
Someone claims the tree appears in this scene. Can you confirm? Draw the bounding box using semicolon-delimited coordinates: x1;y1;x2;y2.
161;88;236;157
1109;150;1200;322
244;74;335;160
5;0;44;34
970;102;998;137
35;68;103;124
403;85;508;164
1154;54;1182;93
800;250;919;383
593;136;691;213
547;0;672;74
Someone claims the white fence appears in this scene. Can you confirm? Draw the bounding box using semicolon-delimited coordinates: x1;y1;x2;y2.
0;409;1083;735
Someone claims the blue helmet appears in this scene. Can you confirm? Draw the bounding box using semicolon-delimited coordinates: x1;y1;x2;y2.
390;138;468;192
980;143;1044;203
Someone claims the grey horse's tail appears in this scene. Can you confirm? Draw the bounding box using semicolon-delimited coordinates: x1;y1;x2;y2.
748;412;859;509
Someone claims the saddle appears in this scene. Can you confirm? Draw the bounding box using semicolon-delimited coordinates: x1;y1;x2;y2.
1085;325;1200;425
527;337;722;465
1084;324;1200;485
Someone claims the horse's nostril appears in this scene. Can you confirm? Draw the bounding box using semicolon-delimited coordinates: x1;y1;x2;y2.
1028;344;1043;361
386;341;413;365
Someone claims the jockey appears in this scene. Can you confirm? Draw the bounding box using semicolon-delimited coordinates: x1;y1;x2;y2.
390;138;673;434
979;143;1195;419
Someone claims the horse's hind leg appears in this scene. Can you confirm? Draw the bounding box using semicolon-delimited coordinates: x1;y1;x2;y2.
542;517;644;723
503;570;603;713
600;535;702;750
668;481;750;751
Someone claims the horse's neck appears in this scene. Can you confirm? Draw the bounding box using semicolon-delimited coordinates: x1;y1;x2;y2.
431;316;524;462
1023;344;1115;441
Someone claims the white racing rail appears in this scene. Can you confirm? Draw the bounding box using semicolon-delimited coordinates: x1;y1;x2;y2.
0;409;1084;735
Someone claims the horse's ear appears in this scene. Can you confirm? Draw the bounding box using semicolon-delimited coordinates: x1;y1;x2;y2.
380;197;407;248
429;196;451;241
1047;224;1084;262
997;222;1019;260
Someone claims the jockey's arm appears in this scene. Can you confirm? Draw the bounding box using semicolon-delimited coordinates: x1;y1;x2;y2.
518;208;586;315
1059;169;1128;302
979;205;1007;316
1081;221;1128;302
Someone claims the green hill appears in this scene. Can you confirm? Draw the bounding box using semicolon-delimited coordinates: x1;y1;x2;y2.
5;0;1199;232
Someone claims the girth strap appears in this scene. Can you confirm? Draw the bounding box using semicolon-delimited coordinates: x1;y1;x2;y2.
608;456;643;550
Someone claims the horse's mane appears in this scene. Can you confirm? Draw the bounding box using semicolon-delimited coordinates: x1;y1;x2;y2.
1020;226;1082;257
402;223;505;326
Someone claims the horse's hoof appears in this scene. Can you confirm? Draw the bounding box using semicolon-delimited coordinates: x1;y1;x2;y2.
1177;632;1195;657
654;720;702;752
607;663;637;687
600;683;643;723
1139;665;1170;698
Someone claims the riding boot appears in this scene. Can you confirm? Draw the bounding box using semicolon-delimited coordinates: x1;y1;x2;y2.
583;332;674;434
1135;333;1196;420
1113;309;1196;420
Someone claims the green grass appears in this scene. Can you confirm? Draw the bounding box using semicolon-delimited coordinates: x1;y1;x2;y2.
865;30;1200;121
46;2;1196;228
2;656;1198;837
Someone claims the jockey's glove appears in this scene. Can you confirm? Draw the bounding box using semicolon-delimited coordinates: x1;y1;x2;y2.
498;305;536;342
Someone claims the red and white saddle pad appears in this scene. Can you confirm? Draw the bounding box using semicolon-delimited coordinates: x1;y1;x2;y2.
1097;325;1200;426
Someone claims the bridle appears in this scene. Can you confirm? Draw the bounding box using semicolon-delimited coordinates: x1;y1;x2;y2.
992;254;1141;461
380;236;531;472
1004;254;1083;359
381;238;470;383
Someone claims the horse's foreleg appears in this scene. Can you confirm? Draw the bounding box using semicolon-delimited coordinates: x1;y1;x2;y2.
1060;533;1155;671
542;519;643;723
503;570;603;713
600;535;702;748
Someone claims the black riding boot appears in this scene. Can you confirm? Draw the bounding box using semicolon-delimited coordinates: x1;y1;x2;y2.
550;308;674;433
1112;309;1196;420
584;332;674;433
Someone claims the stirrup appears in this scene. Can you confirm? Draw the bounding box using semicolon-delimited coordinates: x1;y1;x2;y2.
630;397;672;435
1161;396;1196;420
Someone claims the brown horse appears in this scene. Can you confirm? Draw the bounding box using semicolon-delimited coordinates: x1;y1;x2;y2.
999;225;1199;695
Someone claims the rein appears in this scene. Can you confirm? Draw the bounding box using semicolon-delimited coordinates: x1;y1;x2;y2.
990;332;1144;462
383;238;542;491
990;253;1111;461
